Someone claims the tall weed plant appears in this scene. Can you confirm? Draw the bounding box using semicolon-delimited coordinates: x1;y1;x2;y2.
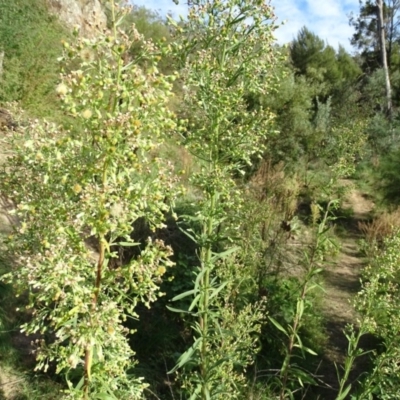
345;231;400;399
167;0;280;398
0;1;179;398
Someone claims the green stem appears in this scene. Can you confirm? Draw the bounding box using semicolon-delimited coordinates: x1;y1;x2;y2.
279;282;308;400
83;236;105;398
200;190;216;399
110;0;117;39
336;326;366;399
83;163;108;397
107;0;123;114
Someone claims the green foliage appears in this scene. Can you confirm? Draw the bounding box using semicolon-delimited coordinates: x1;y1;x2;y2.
374;143;400;203
117;4;175;74
262;43;363;173
349;0;381;71
0;0;69;120
288;27;363;141
167;0;280;397
336;45;363;84
0;253;64;399
1;0;398;398
361;68;400;119
350;231;400;399
261;71;316;165
326;121;368;179
290;27;328;76
0;2;179;398
363;69;391;114
129;5;170;43
290;27;361;95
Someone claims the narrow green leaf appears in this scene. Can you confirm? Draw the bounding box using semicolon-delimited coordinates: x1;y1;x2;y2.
337;384;352;400
178;226;198;243
294;332;303;350
290;367;317;385
305;283;322;294
168;337;202;373
334;361;341;382
180;337;202;364
303;346;318;356
115;241;140;247
172;288;196;301
75;376;84;390
210;246;239;262
268;317;288;336
189;384;202;400
231;14;247;25
188;293;201;311
194;267;207;292
297;299;304;320
208;281;228;301
166;305;193;315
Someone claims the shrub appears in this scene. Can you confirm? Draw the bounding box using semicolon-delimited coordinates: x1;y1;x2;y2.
0;2;179;397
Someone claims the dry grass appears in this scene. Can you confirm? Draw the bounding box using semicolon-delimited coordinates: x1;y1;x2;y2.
249;160;299;219
0;196;17;234
242;160;305;279
358;208;400;245
0;366;24;400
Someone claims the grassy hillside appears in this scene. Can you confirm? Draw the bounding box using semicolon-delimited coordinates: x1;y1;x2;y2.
0;0;69;120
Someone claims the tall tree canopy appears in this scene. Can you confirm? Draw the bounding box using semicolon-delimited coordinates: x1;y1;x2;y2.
290;27;361;94
290;26;338;81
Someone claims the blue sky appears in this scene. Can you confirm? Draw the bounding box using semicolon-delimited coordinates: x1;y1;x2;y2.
130;0;361;52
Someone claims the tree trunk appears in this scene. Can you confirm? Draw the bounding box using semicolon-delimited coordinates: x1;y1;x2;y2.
377;0;393;117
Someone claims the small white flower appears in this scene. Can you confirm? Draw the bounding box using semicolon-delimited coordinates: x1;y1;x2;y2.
110;203;124;218
82;109;92;119
56;83;68;95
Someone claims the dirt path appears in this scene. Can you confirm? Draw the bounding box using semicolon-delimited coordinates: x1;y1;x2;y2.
315;182;374;399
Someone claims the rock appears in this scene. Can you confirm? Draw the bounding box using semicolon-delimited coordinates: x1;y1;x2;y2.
46;0;107;37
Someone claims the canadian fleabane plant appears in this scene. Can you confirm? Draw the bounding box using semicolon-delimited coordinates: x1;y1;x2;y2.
0;1;178;398
167;0;280;398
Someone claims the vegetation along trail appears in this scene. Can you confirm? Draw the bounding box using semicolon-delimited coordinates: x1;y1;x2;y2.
318;182;375;399
2;0;400;398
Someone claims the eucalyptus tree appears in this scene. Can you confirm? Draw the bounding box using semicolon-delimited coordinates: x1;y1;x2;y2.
350;0;400;70
377;0;393;116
